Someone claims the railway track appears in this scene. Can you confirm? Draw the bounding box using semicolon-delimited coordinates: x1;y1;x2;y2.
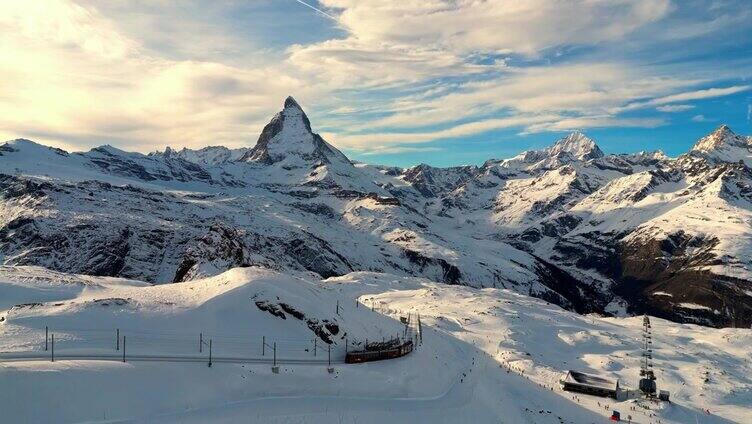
0;352;344;365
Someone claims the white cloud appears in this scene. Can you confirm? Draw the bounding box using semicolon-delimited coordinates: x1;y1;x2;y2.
355;146;444;156
0;0;135;59
326;114;561;150
691;114;710;122
287;39;493;87
351;63;695;132
619;85;752;112
286;0;674;93
0;0;314;151
525;117;666;133
319;0;671;56
656;104;695;112
651;86;751;104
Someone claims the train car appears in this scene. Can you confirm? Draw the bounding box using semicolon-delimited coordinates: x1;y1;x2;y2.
345;340;413;364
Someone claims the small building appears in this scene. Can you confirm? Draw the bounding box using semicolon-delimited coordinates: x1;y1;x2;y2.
659;390;670;402
560;370;619;399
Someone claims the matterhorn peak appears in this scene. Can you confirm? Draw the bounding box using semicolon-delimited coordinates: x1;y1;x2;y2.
284;96;303;110
242;96;350;166
547;131;604;160
279;96;312;133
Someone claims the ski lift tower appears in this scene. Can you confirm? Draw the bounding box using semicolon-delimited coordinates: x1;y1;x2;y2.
639;315;657;397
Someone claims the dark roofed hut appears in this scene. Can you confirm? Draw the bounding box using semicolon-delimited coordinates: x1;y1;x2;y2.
560;370;619;399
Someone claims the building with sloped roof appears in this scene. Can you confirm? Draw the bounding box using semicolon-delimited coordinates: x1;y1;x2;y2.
560;370;619;399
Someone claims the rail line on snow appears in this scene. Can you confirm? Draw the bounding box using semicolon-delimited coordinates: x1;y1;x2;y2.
0;352;343;365
0;301;422;367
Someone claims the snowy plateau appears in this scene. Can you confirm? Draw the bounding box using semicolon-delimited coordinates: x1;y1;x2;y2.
0;97;751;423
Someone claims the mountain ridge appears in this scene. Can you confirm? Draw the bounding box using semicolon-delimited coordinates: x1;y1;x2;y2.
0;99;750;328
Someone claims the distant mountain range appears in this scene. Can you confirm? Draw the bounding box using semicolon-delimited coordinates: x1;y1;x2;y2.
1;97;750;328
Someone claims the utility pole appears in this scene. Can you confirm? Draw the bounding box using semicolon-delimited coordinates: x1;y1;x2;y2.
262;336;265;356
122;336;126;362
116;329;120;351
51;334;54;362
272;342;278;374
327;344;334;374
45;326;48;351
417;313;423;344
314;338;317;357
199;333;203;353
208;339;212;367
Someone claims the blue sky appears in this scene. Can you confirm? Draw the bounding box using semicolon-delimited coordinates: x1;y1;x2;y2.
1;0;751;167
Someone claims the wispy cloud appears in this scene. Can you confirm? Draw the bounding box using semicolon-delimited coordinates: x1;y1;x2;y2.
325;114;561;150
355;146;444;156
656;104;694;112
316;0;671;56
618;85;752;113
651;86;751;105
525;117;666;133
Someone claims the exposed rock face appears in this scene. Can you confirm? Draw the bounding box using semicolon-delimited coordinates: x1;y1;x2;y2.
173;223;251;282
241;96;351;167
401;164;477;198
0;98;750;329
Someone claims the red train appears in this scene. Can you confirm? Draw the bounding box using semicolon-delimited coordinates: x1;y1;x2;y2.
345;340;414;364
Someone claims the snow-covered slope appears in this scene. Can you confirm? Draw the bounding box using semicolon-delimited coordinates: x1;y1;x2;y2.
0;267;748;423
0;267;603;423
362;273;752;423
0;98;751;328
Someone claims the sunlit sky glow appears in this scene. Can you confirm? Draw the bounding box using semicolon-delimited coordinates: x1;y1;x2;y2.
1;0;751;167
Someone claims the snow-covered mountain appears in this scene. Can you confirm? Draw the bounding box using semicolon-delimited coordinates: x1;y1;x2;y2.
689;124;752;166
153;146;251;167
1;97;751;328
